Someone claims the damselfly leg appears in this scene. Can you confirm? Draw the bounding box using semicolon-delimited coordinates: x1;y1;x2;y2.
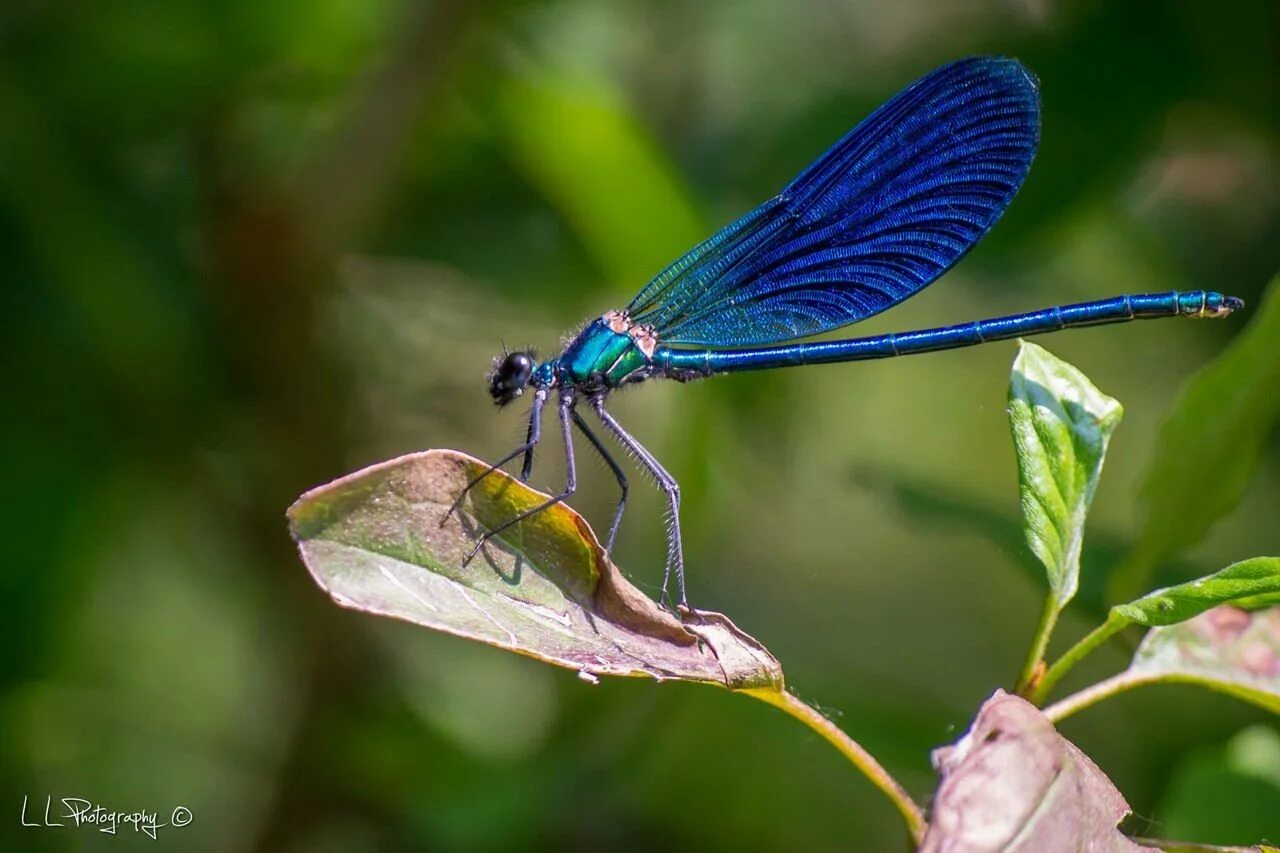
571;408;628;554
519;406;538;482
591;396;686;609
450;389;627;565
462;392;576;565
445;388;547;523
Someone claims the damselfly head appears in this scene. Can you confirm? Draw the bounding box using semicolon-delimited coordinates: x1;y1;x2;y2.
487;351;535;406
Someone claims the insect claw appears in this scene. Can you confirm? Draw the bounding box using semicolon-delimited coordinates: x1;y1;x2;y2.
658;585;681;616
678;603;703;624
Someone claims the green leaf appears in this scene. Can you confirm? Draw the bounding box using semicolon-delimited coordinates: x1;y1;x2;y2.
1112;276;1280;601
1233;591;1280;611
1113;558;1280;627
287;449;783;691
925;690;1152;852
1009;341;1124;609
1128;605;1280;714
1033;559;1280;704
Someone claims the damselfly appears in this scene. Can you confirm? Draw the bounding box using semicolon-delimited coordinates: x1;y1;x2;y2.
453;57;1243;608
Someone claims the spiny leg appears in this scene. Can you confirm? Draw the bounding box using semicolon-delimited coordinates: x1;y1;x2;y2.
570;407;628;554
519;406;538;482
445;388;547;523
590;396;686;609
462;392;576;565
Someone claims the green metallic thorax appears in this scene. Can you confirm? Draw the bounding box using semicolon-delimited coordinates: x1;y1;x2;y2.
549;317;652;390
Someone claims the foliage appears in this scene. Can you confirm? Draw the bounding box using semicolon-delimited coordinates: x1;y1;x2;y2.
288;450;782;690
923;692;1150;852
1007;341;1123;690
292;342;1278;848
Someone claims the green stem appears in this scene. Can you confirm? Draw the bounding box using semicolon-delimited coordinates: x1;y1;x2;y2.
1016;595;1061;695
746;688;926;844
1044;671;1254;724
1041;671;1160;723
1029;612;1127;705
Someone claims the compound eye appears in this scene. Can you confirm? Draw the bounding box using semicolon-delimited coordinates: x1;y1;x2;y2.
502;352;533;383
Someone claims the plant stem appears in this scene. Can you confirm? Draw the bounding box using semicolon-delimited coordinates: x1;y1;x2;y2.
1029;612;1126;705
1041;671;1159;723
746;688;926;844
1016;595;1061;696
1045;670;1274;724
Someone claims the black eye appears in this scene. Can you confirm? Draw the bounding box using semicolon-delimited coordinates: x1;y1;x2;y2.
488;351;535;405
500;352;533;383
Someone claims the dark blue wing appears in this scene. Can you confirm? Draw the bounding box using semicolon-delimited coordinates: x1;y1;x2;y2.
626;56;1040;346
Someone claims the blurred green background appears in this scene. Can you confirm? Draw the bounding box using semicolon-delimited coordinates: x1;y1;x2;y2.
2;0;1277;850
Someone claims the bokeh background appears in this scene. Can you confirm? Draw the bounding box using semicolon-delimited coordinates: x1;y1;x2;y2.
3;0;1278;850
